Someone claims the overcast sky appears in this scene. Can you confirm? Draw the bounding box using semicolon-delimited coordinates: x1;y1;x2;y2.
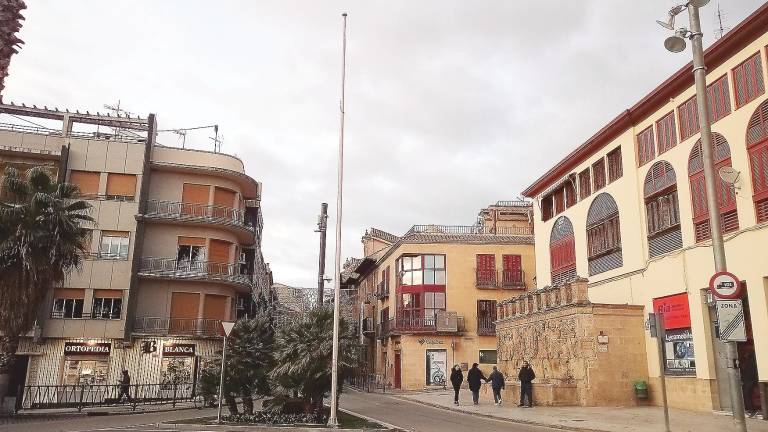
5;1;764;288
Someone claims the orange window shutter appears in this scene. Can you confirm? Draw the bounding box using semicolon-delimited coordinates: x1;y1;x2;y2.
54;288;85;299
101;230;129;238
170;292;200;319
177;236;206;247
182;184;210;205
213;187;236;208
202;294;228;320
106;173;136;197
208;239;231;264
69;170;100;195
94;289;123;299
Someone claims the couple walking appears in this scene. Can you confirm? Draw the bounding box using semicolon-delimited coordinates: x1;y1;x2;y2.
449;361;536;407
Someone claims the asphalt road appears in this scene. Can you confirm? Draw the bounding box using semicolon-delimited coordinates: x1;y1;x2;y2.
340;390;559;432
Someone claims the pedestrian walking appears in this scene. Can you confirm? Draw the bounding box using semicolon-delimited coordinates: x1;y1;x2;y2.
518;361;535;408
488;366;505;405
467;363;488;405
117;369;132;403
450;364;464;405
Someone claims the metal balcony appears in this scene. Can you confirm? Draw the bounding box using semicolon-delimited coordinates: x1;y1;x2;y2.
407;224;533;236
377;314;465;338
133;316;222;337
144;200;255;240
477;317;496;336
475;269;526;289
137;257;253;291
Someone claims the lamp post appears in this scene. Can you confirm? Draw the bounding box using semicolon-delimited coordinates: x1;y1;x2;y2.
657;2;746;431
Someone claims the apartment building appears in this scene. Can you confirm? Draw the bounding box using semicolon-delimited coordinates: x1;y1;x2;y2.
521;4;768;412
343;201;535;390
0;102;270;396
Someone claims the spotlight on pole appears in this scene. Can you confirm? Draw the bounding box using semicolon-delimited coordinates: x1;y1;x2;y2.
664;29;688;53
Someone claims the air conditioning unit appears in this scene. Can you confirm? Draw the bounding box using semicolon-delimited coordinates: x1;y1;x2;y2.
435;311;458;332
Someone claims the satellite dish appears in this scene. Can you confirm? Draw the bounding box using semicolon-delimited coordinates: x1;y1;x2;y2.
656;18;675;31
664;35;687;53
719;166;741;185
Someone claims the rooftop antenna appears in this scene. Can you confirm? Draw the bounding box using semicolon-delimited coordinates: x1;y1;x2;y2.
208;125;221;152
714;3;730;39
104;100;134;137
172;129;187;148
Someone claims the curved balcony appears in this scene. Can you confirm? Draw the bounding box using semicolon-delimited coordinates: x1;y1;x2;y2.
137;257;253;293
143;200;255;243
133;316;222;338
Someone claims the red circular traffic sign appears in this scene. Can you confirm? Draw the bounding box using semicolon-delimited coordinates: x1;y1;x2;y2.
709;271;742;299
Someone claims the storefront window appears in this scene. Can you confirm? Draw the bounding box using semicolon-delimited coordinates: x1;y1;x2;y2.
479;350;497;364
63;359;109;385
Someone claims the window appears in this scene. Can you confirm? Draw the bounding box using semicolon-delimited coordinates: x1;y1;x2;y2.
688;133;738;242
644;161;683;257
423;292;446;320
578;169;591;200
733;52;765;108
398;254;445;285
92;290;123;319
51;288;85;319
554;189;565;214
177;237;207;271
501;254;523;287
69;170;100;198
541;195;554;221
592;158;606;191
607;147;623;183
399;292;421;320
678;95;699;141
656;111;677;155
477;300;497;335
550;216;576;284
637;126;655;166
565;181;577;208
746;100;768;222
99;231;130;259
586;193;623;275
475;254;496;287
479;350;497;364
707;75;732;123
105;173;137;201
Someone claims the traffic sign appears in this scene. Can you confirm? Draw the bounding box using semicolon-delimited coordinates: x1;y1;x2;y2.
221;321;235;337
716;300;747;342
709;271;742;299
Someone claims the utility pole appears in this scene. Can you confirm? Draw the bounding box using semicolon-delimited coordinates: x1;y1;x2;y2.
328;12;348;428
316;202;329;306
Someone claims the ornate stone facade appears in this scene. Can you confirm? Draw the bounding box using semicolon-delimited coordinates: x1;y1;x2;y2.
496;279;648;406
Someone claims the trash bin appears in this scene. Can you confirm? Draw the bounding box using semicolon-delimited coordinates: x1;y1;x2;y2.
633;380;648;399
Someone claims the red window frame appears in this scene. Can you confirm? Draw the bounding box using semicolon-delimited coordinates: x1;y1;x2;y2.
732;52;765;109
541;195;554;221
592;158;606;191
565;181;577;208
656;111;677;155
678;95;699;141
578;168;591;200
607;147;622;183
747;100;768;223
707;74;732;124
554;189;565;214
476;254;496;287
637;126;655;167
501;254;523;286
587;214;621;259
549;235;576;278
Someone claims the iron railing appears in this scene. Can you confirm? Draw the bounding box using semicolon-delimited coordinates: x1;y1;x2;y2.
375;280;389;299
377;315;465;338
475;269;526;289
19;382;197;412
145;200;253;233
407;224;533;236
133;317;222;337
477;317;496;335
138;257;253;288
347;373;388;393
502;269;526;288
475;269;497;288
494;200;531;207
361;317;375;336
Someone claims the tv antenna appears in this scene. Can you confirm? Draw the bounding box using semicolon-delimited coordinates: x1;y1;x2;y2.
103;100;139;138
714;4;730;39
172;129;187;148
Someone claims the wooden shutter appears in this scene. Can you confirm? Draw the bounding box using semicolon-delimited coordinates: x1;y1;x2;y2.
178;236;205;246
707;75;731;123
170;292;200;319
213;187;236;208
592;158;606;191
607;147;622;183
637;126;655;166
579;169;591;200
750;141;768;221
209;239;231;264
476;254;495;286
656;111;677;154
53;288;85;299
202;294;228;320
94;289;123;299
69;170;100;196
733;52;765;108
502;255;521;272
105;173;136;197
678;95;699;141
182;183;210;205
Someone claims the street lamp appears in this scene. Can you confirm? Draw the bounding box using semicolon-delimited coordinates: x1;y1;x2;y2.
656;2;747;432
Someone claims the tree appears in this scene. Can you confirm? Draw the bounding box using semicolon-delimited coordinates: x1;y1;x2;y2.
200;316;275;414
0;0;26;100
0;167;93;375
269;306;357;417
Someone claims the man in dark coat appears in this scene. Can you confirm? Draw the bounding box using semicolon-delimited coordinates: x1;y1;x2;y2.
117;370;132;403
488;366;506;405
449;365;464;405
466;363;488;405
518;361;535;407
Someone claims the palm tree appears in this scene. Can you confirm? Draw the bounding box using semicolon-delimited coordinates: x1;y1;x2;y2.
0;166;93;376
270;306;357;418
0;0;26;100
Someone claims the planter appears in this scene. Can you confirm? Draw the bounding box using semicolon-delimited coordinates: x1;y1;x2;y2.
633;380;648;399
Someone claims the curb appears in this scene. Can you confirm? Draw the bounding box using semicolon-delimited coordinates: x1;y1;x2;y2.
11;404;203;419
338;406;403;431
386;394;612;432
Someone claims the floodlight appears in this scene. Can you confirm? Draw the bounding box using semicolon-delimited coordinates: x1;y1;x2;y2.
664;35;687;53
690;0;710;8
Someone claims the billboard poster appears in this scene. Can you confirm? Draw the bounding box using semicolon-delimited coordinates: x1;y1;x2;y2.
425;349;447;386
653;293;691;330
664;328;696;376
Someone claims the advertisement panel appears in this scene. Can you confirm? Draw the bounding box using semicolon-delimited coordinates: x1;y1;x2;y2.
664;328;696;376
652;293;691;330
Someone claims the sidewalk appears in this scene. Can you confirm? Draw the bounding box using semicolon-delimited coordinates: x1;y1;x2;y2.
396;389;768;432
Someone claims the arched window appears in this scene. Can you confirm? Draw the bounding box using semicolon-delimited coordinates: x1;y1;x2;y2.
644;161;682;257
746;100;768;222
586;193;622;275
688;133;739;242
550;216;576;285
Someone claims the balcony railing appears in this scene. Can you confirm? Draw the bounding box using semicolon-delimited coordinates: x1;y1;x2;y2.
375;280;389;299
138;257;253;288
407;224;533;236
133;316;222;337
477;317;496;336
475;269;526;289
145;200;253;233
377;314;465;338
362;317;375;336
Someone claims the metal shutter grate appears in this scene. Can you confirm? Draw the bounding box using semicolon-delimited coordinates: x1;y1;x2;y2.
649;229;683;258
756;198;768;223
588;250;623;276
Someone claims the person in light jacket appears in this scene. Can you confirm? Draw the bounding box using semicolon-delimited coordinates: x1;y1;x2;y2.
466;363;488;405
488;366;506;405
518;361;535;408
449;365;464;405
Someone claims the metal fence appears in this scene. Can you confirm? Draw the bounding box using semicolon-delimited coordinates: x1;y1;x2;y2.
145;200;252;231
407;224;533;236
347;373;388;393
138;257;253;286
134;317;222;337
19;382;198;412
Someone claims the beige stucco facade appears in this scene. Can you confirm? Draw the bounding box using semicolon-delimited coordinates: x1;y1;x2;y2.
523;12;768;412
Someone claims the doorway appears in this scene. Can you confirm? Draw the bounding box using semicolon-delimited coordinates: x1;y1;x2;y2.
394;352;401;389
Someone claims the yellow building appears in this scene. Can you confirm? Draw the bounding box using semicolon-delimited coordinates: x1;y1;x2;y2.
344;201;535;390
521;4;768;412
0;102;271;403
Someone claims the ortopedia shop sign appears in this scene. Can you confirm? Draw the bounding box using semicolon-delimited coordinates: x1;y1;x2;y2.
64;342;112;355
162;343;196;356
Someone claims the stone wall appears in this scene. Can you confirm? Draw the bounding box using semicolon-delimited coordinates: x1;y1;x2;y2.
496;279;648;407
